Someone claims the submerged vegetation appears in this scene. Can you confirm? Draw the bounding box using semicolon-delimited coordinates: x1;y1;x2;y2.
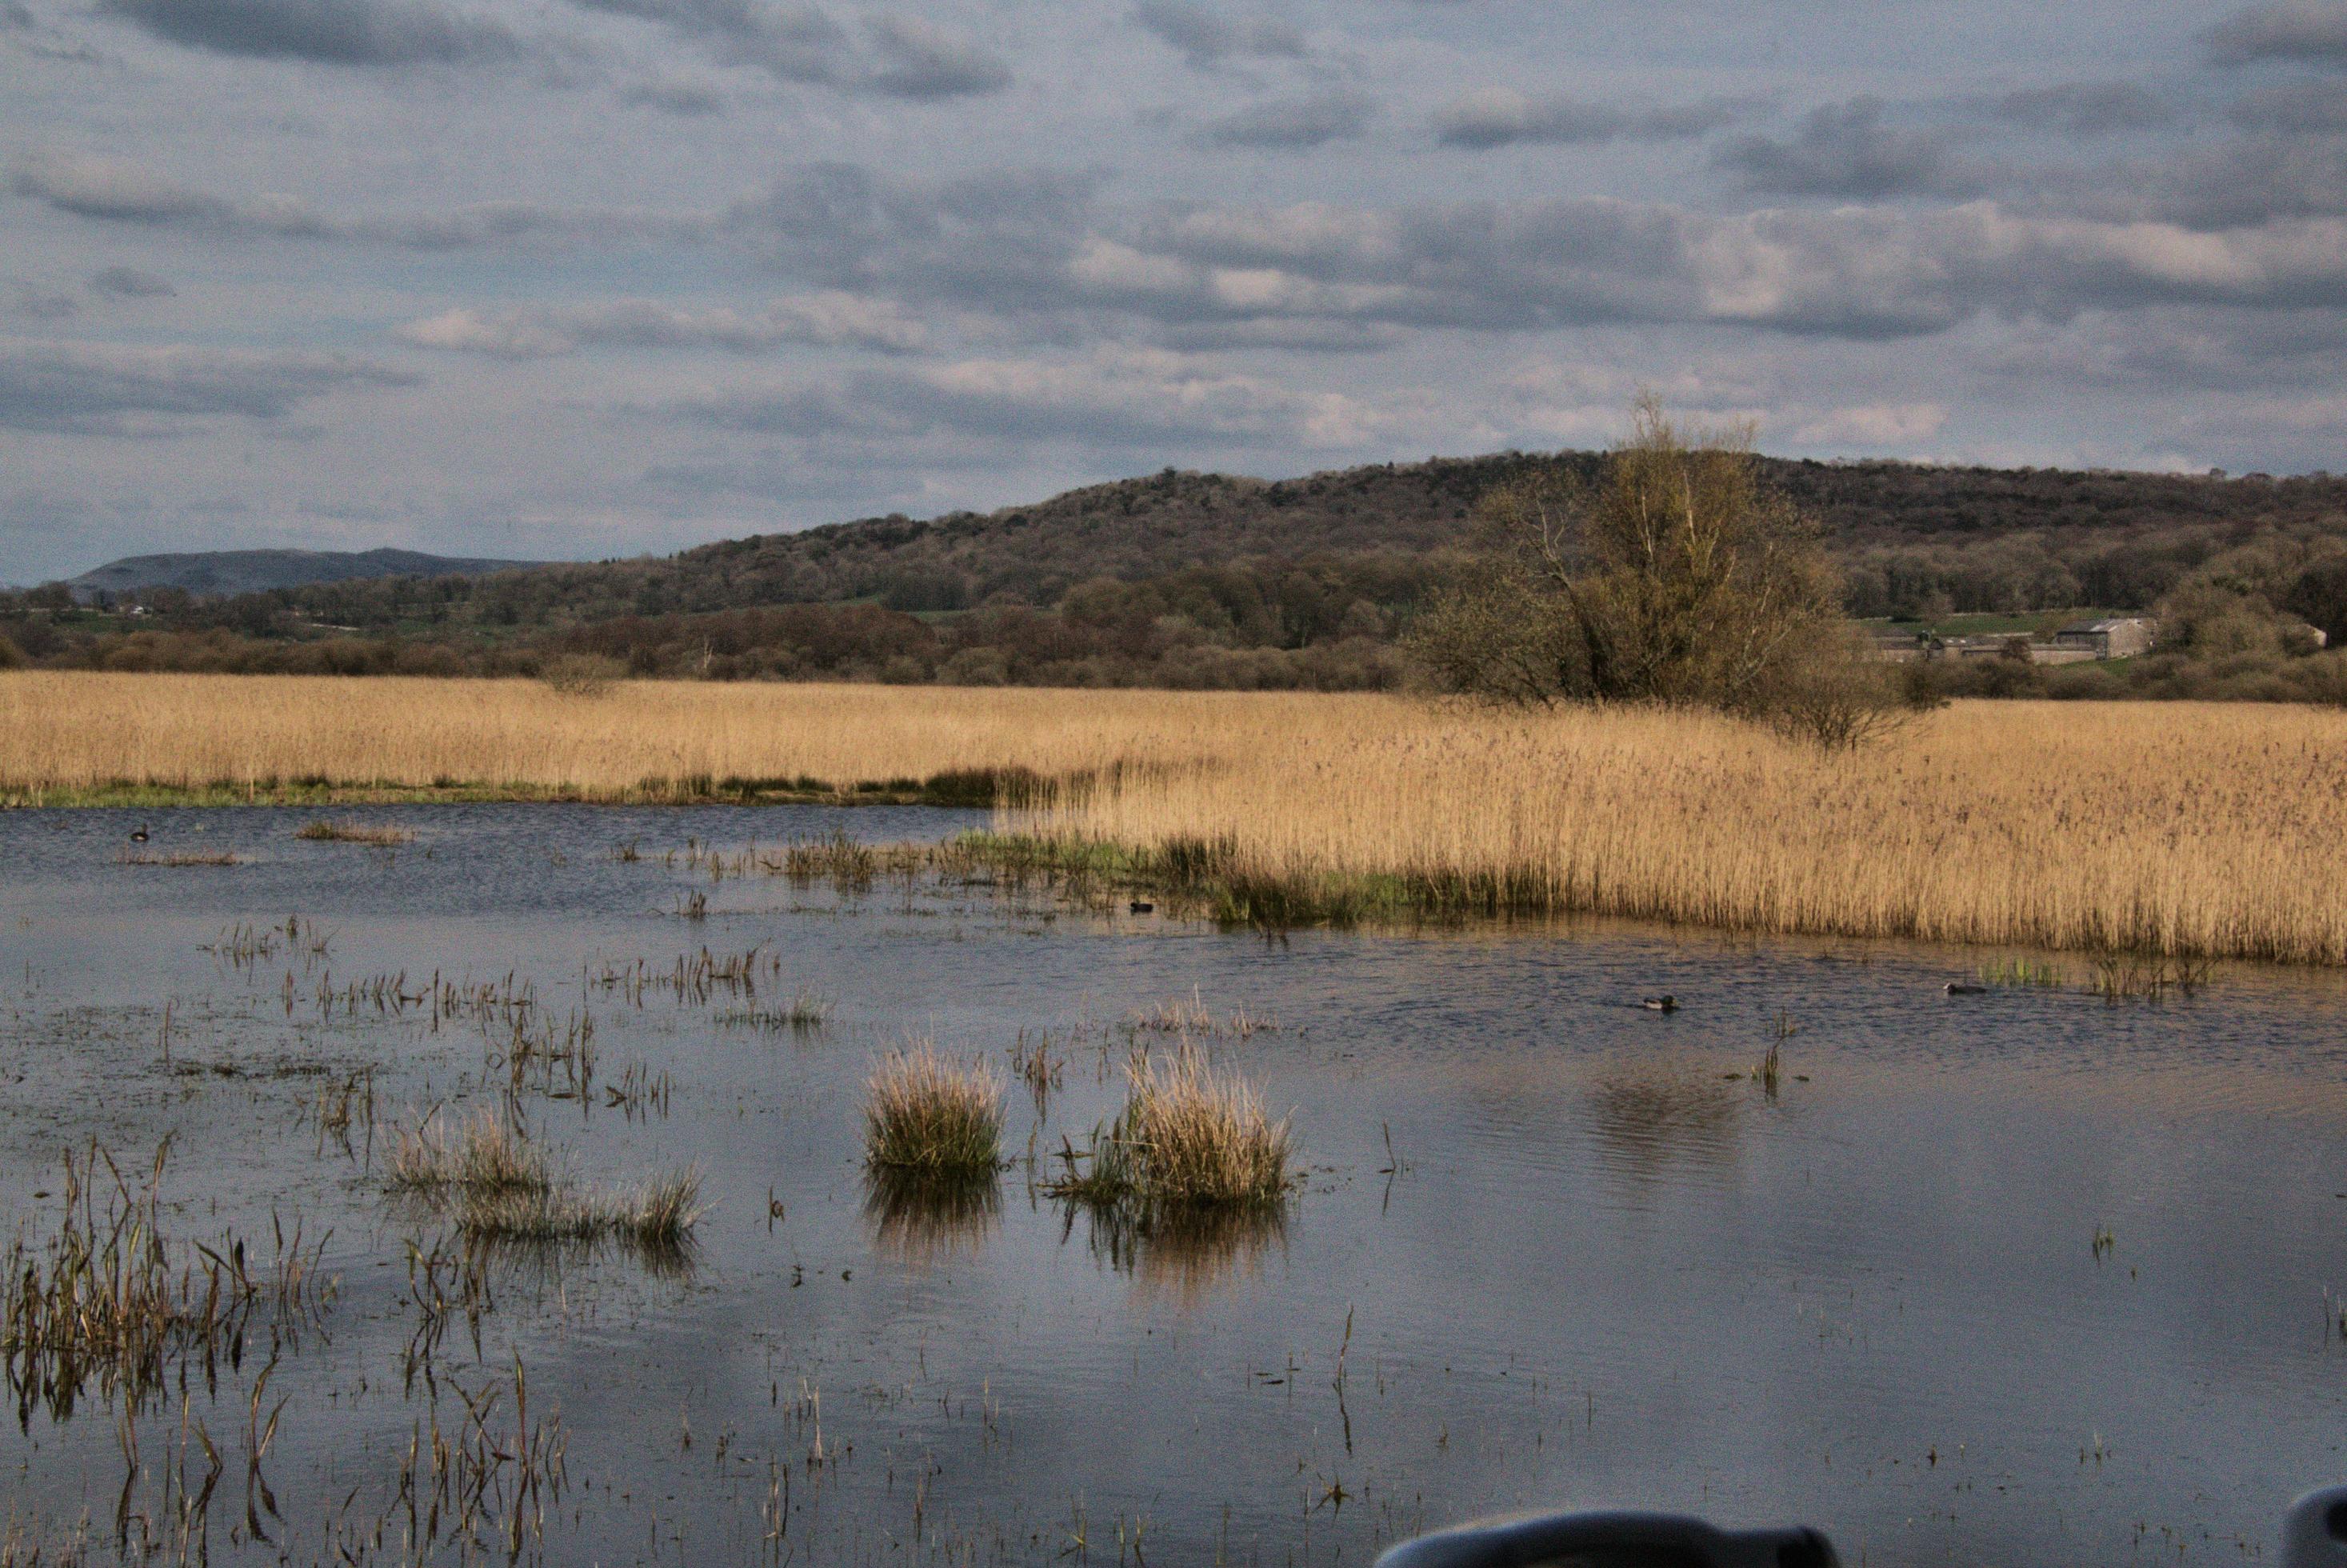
0;1143;335;1420
862;1044;1003;1176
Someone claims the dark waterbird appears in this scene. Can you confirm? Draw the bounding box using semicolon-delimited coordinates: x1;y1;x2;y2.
1945;982;1989;995
1129;900;1155;914
128;825;149;842
1639;995;1677;1013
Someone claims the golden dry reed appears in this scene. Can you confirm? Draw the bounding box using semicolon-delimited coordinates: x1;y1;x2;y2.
7;673;2347;962
0;672;1239;798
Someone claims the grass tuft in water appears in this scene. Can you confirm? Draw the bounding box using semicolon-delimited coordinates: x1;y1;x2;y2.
388;1110;550;1195
455;1166;704;1251
862;1043;1003;1176
1051;1045;1293;1214
294;818;415;846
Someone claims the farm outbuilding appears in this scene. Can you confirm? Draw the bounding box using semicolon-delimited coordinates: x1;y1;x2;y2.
2050;618;2157;659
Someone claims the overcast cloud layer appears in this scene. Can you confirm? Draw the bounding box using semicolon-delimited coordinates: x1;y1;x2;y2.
3;0;2344;578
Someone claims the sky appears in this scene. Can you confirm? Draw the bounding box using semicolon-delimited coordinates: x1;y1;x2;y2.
2;0;2345;582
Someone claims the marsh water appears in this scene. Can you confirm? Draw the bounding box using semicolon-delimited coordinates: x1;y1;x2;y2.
5;805;2347;1566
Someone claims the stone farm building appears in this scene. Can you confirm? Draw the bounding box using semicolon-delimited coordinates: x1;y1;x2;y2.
2049;618;2158;659
1873;616;2157;665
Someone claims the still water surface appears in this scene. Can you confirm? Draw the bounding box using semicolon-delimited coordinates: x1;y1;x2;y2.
4;805;2346;1566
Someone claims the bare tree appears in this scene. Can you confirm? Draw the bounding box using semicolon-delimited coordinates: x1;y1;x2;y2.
1408;396;1906;745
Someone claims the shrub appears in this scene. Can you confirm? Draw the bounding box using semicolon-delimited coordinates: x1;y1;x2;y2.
538;652;626;697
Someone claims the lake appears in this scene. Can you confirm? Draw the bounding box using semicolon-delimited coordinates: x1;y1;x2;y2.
4;803;2345;1566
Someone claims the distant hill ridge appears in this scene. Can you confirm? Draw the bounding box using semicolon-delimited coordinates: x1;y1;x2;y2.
70;547;544;600
62;453;2347;614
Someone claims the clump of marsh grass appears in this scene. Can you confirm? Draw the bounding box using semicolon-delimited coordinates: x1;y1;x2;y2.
388;1110;550;1196
717;986;833;1035
1051;1045;1293;1215
295;818;414;846
456;1166;703;1252
862;1044;1003;1176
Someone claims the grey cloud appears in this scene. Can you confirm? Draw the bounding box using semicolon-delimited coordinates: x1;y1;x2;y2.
97;0;522;66
1201;89;1375;149
2205;2;2347;66
10;285;79;319
1716;98;1975;199
12;151;703;248
721;162;1099;305
2146;135;2347;225
1432;87;1738;150
1985;306;2347;392
1132;2;1303;68
623;77;726;114
559;1;1005;97
2232;78;2347;130
860;16;1010;99
397;293;930;356
0;342;415;434
10;152;232;224
2;4;32;29
1993;81;2175;134
1155;318;1405;352
89;264;174;298
1110;194;2347;340
662;350;1382;452
563;0;845;82
28;146;2347;357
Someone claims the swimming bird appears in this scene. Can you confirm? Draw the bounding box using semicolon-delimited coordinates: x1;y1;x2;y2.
1129;900;1154;914
1640;995;1677;1013
1944;982;1988;995
129;825;149;842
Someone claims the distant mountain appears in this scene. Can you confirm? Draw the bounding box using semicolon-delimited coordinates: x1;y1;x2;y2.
70;547;546;601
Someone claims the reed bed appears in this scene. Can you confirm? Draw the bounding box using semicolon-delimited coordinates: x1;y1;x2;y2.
0;673;1225;802
10;673;2347;962
862;1044;1004;1175
1006;697;2347;965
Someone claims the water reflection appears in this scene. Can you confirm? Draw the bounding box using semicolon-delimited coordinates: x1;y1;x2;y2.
1583;1066;1744;1184
863;1168;1002;1263
1062;1200;1288;1307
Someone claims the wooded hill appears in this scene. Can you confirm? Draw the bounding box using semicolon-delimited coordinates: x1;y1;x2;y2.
10;453;2347;698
